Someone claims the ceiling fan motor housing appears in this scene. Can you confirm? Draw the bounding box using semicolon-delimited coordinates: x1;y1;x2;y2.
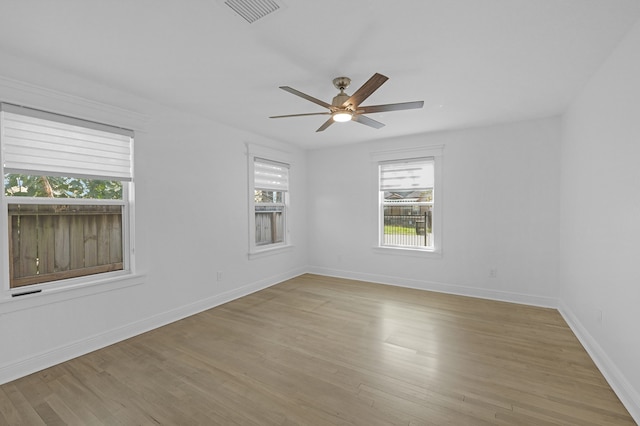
332;92;351;108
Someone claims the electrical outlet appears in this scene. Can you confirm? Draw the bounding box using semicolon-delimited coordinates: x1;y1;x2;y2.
489;267;497;278
217;271;223;282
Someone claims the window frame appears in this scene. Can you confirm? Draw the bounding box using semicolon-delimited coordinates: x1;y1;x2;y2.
247;143;293;258
371;145;443;257
0;103;137;300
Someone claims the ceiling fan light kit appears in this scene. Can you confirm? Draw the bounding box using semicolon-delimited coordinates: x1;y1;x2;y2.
270;73;424;132
332;111;352;122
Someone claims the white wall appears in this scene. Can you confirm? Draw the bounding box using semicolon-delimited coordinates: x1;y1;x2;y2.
0;63;308;383
307;117;561;307
559;18;640;419
2;21;638;419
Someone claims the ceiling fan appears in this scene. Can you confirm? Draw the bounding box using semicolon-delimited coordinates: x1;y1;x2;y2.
269;73;424;132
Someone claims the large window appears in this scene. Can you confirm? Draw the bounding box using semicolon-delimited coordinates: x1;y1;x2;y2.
1;103;134;291
251;157;289;250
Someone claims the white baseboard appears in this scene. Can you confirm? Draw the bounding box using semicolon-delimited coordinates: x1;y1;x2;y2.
306;266;558;308
557;300;640;423
0;266;306;386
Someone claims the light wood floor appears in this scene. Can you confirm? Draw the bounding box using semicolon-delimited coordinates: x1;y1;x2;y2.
0;274;634;425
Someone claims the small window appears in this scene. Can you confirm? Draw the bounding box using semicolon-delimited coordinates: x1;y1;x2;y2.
251;157;289;251
1;103;134;290
379;158;434;249
372;146;443;255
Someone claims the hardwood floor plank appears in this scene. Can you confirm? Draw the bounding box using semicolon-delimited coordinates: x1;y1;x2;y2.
0;384;47;425
0;274;634;425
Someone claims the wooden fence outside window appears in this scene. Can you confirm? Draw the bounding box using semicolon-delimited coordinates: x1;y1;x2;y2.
8;204;123;288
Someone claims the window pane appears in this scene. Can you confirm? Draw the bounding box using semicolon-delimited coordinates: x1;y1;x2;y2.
4;174;122;200
383;205;432;247
255;205;284;246
255;189;284;203
8;204;124;288
383;189;432;202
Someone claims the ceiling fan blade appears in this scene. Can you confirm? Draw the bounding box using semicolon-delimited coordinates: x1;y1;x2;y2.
270;112;331;118
353;114;385;129
342;73;389;108
279;86;333;109
316;117;335;132
358;101;424;114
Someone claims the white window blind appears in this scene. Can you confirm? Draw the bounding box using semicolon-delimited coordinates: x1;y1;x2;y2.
254;158;289;191
380;158;433;191
1;103;133;181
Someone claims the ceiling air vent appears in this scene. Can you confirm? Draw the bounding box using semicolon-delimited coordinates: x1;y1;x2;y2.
224;0;281;23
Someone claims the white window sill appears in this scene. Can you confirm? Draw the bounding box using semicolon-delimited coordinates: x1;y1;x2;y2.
373;246;442;259
249;244;294;260
0;272;146;314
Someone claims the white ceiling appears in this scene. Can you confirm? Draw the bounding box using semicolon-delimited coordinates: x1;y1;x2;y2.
0;0;639;149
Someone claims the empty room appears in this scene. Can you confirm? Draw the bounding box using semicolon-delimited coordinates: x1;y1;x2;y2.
0;1;639;424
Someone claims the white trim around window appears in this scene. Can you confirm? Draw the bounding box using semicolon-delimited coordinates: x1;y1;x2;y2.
0;101;144;308
370;145;444;258
246;143;294;259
